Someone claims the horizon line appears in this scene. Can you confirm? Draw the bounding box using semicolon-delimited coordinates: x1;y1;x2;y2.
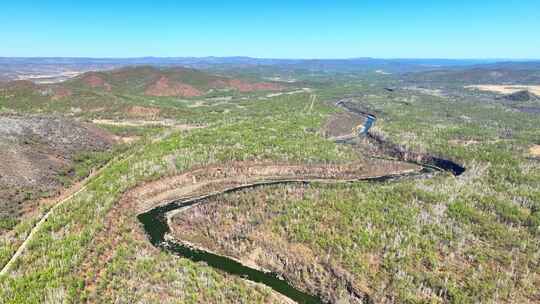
1;56;540;61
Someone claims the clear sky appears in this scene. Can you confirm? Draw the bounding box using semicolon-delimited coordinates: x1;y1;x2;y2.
2;0;539;59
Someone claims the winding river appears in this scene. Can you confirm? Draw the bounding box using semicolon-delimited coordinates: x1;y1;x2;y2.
138;101;465;304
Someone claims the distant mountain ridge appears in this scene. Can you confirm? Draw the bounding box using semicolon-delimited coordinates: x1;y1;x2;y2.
2;57;540;89
405;65;540;85
2;57;539;81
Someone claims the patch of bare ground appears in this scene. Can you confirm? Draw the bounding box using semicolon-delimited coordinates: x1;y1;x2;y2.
530;145;540;157
404;86;445;97
126;105;161;118
266;88;311;98
92;119;172;127
91;119;205;130
186;100;206;108
465;84;540;96
211;79;284;92
144;76;203;97
111;135;140;144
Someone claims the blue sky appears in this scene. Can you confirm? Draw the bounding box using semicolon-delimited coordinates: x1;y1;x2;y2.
1;1;539;59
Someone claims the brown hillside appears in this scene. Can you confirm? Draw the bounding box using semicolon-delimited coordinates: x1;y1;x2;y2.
81;73;112;91
51;87;72;100
144;76;203;97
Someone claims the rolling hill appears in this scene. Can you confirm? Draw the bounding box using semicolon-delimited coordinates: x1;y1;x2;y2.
1;66;285;99
404;64;540;85
66;66;285;96
0;66;288;119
